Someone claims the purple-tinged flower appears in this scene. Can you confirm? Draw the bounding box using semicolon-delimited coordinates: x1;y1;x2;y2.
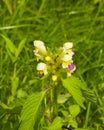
68;64;75;70
36;62;48;77
63;42;75;56
62;54;73;68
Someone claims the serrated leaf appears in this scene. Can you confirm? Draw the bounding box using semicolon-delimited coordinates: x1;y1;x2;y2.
69;104;80;117
69;118;78;128
19;91;45;130
34;101;45;130
16;38;26;57
62;76;85;109
46;117;63;130
82;87;97;103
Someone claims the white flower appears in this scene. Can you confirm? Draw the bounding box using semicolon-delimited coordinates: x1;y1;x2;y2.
61;54;73;69
37;62;46;70
63;42;73;49
33;50;43;60
63;42;74;56
34;40;47;55
36;62;48;76
34;40;44;46
62;54;72;62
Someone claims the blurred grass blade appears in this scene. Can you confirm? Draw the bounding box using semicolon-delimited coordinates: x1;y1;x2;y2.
16;38;26;58
11;76;19;96
6;46;15;62
3;0;13;15
0;34;16;55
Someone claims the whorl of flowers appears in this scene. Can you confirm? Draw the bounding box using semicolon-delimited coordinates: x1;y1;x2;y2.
33;40;76;79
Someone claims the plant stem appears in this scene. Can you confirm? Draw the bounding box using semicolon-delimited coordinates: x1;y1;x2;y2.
51;84;58;120
83;102;91;128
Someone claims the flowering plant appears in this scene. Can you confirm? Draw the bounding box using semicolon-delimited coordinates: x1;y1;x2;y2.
19;40;88;130
33;40;76;79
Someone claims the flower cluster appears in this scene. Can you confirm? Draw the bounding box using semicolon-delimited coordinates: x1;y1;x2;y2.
61;42;76;76
33;40;76;80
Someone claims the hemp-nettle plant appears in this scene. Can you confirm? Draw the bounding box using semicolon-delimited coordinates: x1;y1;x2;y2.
32;40;79;129
33;40;76;80
18;40;86;130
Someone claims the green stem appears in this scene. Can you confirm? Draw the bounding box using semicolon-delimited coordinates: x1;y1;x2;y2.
84;102;91;128
51;84;58;120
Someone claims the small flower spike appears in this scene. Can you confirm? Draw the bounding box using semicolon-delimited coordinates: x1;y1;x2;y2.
36;62;48;78
61;42;76;76
34;40;76;78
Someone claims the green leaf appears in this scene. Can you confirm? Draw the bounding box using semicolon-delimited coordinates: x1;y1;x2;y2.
17;89;27;98
16;38;26;58
11;76;19;96
76;128;94;130
19;92;45;130
69;104;80;117
0;101;14;110
0;34;16;54
6;46;15;62
62;76;85;109
46;117;63;130
69;118;78;128
57;93;70;104
82;88;97;103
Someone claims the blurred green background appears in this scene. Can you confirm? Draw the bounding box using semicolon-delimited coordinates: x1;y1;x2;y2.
0;0;104;130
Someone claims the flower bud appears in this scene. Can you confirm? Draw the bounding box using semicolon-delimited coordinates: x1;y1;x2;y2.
52;75;57;81
45;56;51;61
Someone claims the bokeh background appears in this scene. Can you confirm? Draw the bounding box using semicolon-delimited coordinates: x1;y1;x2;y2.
0;0;104;130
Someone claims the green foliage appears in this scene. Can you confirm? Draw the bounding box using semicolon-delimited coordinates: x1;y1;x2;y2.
11;75;19;96
45;117;63;130
0;0;104;130
76;128;94;130
69;104;80;117
62;76;85;109
0;34;26;62
19;92;45;130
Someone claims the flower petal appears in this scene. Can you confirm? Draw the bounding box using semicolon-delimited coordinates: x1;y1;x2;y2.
36;62;47;71
63;42;73;49
62;54;72;62
34;40;47;55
